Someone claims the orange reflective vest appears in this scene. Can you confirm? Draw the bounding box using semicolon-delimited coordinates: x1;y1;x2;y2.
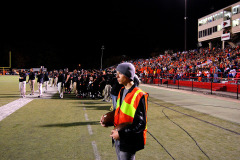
114;87;148;145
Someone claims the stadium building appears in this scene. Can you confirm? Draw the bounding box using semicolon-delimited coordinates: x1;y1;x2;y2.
198;1;240;49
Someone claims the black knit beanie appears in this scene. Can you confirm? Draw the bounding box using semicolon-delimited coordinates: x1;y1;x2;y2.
116;62;135;81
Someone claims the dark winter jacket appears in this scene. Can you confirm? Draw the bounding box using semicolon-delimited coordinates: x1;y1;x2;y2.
116;84;148;153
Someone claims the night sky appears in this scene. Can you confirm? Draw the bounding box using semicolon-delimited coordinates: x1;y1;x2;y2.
1;0;239;70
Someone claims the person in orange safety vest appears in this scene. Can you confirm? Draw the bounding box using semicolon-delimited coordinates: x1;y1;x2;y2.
100;62;148;160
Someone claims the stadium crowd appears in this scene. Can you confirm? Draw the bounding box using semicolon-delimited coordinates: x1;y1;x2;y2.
131;46;240;82
18;46;240;99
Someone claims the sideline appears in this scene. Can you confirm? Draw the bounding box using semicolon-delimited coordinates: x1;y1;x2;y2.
0;86;58;122
140;84;240;124
0;98;33;121
141;84;240;103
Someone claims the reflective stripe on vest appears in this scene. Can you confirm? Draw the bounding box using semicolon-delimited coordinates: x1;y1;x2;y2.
115;87;146;126
114;87;148;145
116;89;142;118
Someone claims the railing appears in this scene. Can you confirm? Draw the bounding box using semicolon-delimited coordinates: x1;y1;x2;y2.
140;73;240;99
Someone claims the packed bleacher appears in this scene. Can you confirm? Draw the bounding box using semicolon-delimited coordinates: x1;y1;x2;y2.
130;46;240;83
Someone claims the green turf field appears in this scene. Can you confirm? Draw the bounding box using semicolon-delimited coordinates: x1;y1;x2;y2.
0;76;240;160
0;75;38;106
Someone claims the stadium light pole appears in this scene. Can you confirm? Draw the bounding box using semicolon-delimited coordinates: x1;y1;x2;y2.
184;0;187;51
101;45;105;70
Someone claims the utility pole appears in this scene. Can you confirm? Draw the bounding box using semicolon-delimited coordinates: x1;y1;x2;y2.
184;0;187;51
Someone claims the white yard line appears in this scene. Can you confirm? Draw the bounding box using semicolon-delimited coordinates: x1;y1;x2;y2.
84;109;93;135
83;105;101;160
0;86;58;122
84;113;89;121
92;141;101;160
88;125;93;135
